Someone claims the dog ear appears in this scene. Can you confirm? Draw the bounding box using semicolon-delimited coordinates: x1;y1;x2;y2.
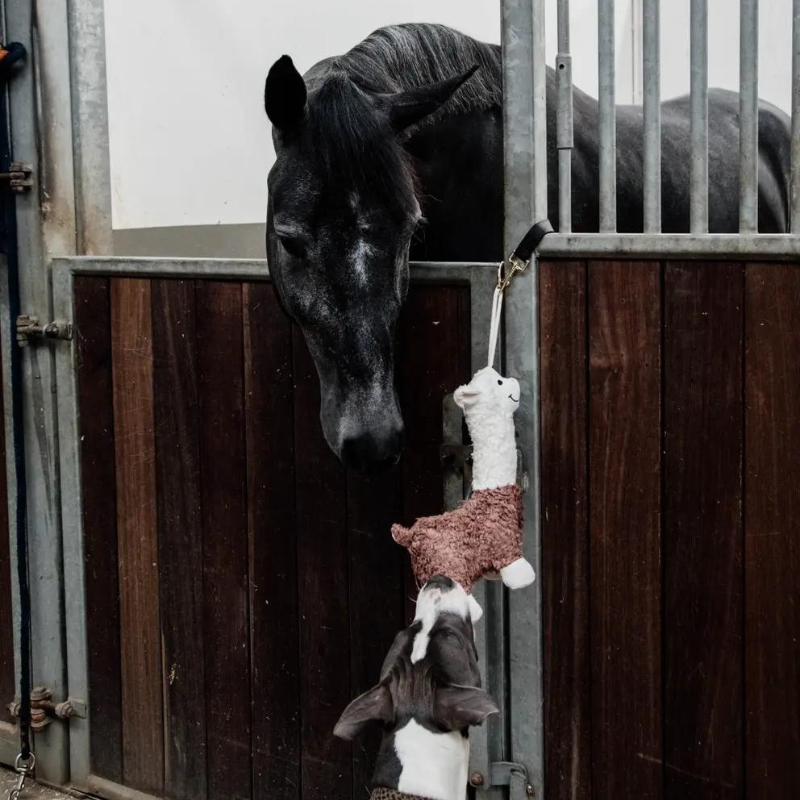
434;685;499;731
334;683;393;740
453;385;480;409
467;594;484;623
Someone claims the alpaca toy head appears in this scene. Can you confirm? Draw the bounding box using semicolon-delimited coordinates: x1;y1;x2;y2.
453;367;520;418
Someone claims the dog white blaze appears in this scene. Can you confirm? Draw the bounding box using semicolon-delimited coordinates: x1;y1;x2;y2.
394;720;470;800
410;581;480;664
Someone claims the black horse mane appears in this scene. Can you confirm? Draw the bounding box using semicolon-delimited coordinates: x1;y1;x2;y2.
301;24;501;211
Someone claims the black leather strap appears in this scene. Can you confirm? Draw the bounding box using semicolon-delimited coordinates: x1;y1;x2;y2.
509;218;554;264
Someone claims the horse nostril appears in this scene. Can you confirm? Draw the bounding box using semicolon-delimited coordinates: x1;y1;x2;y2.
340;425;404;474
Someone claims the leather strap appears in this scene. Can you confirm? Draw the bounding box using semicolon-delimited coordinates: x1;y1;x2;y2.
371;788;437;800
509;218;554;264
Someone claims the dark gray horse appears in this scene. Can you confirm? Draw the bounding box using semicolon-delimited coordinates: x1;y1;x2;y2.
264;23;791;472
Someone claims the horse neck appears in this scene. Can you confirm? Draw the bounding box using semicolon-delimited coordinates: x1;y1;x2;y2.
468;410;517;490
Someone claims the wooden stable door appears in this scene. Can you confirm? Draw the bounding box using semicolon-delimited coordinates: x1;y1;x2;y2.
73;275;471;800
541;259;800;800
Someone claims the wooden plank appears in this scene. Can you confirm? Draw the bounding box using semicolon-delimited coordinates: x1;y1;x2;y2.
75;276;122;781
397;285;471;621
152;279;206;800
196;282;250;800
540;261;591;800
0;327;13;725
110;278;163;794
744;264;800;800
244;283;301;800
292;325;351;800
588;260;662;800
664;262;744;800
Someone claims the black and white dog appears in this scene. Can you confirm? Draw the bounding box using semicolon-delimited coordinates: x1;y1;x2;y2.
335;576;496;800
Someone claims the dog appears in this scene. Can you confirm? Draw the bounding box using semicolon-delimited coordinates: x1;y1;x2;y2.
334;576;498;800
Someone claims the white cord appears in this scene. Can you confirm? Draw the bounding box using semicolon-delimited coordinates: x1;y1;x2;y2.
487;282;504;368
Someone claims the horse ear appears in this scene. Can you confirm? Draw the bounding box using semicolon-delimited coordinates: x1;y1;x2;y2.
265;55;307;131
381;65;479;133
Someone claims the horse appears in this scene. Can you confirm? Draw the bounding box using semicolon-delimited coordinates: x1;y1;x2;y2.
264;23;791;472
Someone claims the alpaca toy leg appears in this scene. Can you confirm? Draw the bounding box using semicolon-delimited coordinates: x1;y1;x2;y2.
500;558;536;589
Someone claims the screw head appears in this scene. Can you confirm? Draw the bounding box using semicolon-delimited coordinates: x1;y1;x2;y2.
470;772;485;787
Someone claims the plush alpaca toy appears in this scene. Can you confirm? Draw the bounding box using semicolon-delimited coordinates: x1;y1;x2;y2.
392;367;536;592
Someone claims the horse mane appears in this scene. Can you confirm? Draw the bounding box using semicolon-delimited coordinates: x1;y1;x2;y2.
335;24;503;124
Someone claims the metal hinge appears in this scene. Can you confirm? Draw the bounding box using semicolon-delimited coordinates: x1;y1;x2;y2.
0;162;33;193
16;314;73;347
7;686;87;730
471;762;535;797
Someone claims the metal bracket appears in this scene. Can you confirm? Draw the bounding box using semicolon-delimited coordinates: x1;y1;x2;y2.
16;314;73;347
0;162;33;193
7;687;87;730
470;762;534;797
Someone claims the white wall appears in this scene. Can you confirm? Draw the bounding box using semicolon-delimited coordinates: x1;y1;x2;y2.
104;0;793;231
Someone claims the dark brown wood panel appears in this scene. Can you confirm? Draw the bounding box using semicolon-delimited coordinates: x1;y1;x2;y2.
244;283;301;800
397;285;471;622
0;332;13;727
110;278;163;795
152;279;207;800
196;282;250;800
744;264;800;800
588;260;662;800
76;276;122;781
664;263;744;800
540;261;591;800
292;326;351;800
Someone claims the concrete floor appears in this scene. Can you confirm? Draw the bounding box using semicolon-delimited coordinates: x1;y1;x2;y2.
0;767;75;799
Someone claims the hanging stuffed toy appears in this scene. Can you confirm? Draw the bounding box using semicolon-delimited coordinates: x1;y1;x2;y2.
391;365;536;592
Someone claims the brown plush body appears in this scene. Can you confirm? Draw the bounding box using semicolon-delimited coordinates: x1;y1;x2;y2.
391;485;523;593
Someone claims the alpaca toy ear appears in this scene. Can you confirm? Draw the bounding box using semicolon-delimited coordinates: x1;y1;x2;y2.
454;385;480;409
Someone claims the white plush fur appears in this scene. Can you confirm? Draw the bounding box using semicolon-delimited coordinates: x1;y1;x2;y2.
394;720;470;800
453;367;520;491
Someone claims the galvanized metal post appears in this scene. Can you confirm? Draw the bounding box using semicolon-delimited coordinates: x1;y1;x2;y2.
792;0;800;233
690;0;709;233
557;0;573;233
643;0;661;233
739;0;759;233
598;0;617;232
4;0;78;783
502;0;546;797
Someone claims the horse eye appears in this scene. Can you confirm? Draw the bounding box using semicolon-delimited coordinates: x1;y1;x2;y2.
279;235;306;260
497;379;503;386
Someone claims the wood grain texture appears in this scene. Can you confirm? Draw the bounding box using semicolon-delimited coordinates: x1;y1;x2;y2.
75;276;122;781
540;261;591;800
588;261;663;800
244;283;301;800
152;279;206;800
744;264;800;800
664;262;744;800
196;282;250;800
292;325;351;800
0;328;13;726
110;278;163;794
397;285;471;622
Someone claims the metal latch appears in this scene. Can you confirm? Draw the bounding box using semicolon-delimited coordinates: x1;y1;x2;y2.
7;686;86;730
0;162;33;193
471;762;535;797
16;314;73;347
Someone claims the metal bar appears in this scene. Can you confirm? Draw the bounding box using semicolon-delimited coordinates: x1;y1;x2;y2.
740;0;760;233
502;0;545;795
598;0;617;232
792;0;800;232
67;0;113;254
533;0;548;221
690;0;709;232
643;0;661;232
5;0;78;782
536;232;800;258
557;0;573;232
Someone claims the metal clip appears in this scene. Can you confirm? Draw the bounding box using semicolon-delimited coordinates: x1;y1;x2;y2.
8;753;35;800
0;162;33;194
16;315;73;347
497;253;530;293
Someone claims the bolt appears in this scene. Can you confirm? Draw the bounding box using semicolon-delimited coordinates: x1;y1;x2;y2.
470;772;485;787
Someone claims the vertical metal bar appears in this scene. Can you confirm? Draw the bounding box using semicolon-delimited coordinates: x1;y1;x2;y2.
67;0;114;255
791;0;800;232
740;0;759;233
557;0;574;232
532;0;549;221
690;0;709;232
4;0;78;783
598;0;617;232
503;0;544;796
643;0;661;232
